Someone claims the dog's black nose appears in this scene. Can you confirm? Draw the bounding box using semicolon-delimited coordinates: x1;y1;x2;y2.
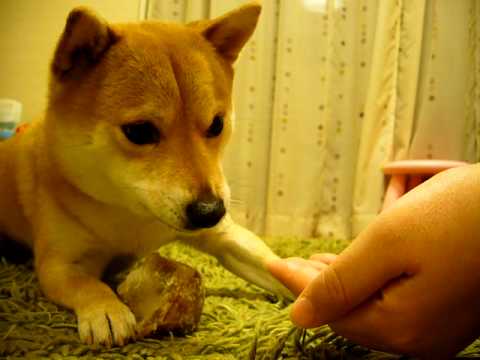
186;197;226;229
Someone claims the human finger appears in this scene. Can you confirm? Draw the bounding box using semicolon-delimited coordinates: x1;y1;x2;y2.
267;258;322;296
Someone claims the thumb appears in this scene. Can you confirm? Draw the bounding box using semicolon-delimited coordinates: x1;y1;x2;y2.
291;224;410;328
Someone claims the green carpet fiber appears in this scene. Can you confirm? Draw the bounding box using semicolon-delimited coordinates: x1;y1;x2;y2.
1;237;480;359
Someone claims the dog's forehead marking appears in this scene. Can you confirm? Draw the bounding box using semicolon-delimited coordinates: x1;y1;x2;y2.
114;23;231;125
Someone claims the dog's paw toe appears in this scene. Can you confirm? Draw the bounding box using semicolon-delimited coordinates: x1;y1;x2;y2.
77;300;136;347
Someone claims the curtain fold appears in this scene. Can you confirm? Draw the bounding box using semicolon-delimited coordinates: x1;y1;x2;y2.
466;0;480;162
352;0;427;234
210;0;280;235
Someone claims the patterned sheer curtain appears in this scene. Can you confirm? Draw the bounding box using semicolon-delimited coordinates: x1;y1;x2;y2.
147;0;479;240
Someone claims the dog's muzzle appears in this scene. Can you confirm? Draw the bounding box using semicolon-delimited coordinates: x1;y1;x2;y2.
186;196;226;229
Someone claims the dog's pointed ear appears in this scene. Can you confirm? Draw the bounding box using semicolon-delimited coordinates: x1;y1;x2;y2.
196;2;261;63
52;7;117;78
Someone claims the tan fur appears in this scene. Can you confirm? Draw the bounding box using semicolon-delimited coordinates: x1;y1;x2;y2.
0;2;290;347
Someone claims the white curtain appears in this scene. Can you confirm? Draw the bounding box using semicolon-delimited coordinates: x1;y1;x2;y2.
147;0;479;240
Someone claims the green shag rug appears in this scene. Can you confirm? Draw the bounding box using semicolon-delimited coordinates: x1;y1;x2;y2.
1;237;480;359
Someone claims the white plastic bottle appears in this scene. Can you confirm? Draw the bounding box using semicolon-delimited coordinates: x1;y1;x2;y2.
0;99;22;140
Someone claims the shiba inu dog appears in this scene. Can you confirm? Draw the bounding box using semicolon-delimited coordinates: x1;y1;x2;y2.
0;2;290;347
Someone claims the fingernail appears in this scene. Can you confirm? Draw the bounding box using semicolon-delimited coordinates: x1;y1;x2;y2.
290;296;315;328
284;259;302;271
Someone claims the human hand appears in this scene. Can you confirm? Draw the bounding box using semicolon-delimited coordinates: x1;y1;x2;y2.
268;165;480;359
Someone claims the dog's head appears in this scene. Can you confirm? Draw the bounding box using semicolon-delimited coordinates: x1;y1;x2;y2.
45;2;261;232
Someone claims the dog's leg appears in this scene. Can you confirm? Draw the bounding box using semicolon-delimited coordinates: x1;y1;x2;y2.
181;215;293;299
35;248;136;346
32;198;137;349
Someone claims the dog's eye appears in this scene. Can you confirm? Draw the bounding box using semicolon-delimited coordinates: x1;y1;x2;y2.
121;121;160;145
206;115;224;138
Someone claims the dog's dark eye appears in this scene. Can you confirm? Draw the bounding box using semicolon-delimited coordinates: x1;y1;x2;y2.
206;115;224;138
121;121;160;145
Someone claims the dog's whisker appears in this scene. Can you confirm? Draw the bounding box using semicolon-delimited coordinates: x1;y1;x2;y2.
118;185;185;213
61;142;95;148
229;198;243;205
226;182;254;190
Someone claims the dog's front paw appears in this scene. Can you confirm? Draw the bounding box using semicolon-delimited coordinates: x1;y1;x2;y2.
76;299;137;347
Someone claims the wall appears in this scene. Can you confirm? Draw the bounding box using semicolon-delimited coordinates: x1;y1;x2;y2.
0;0;141;122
